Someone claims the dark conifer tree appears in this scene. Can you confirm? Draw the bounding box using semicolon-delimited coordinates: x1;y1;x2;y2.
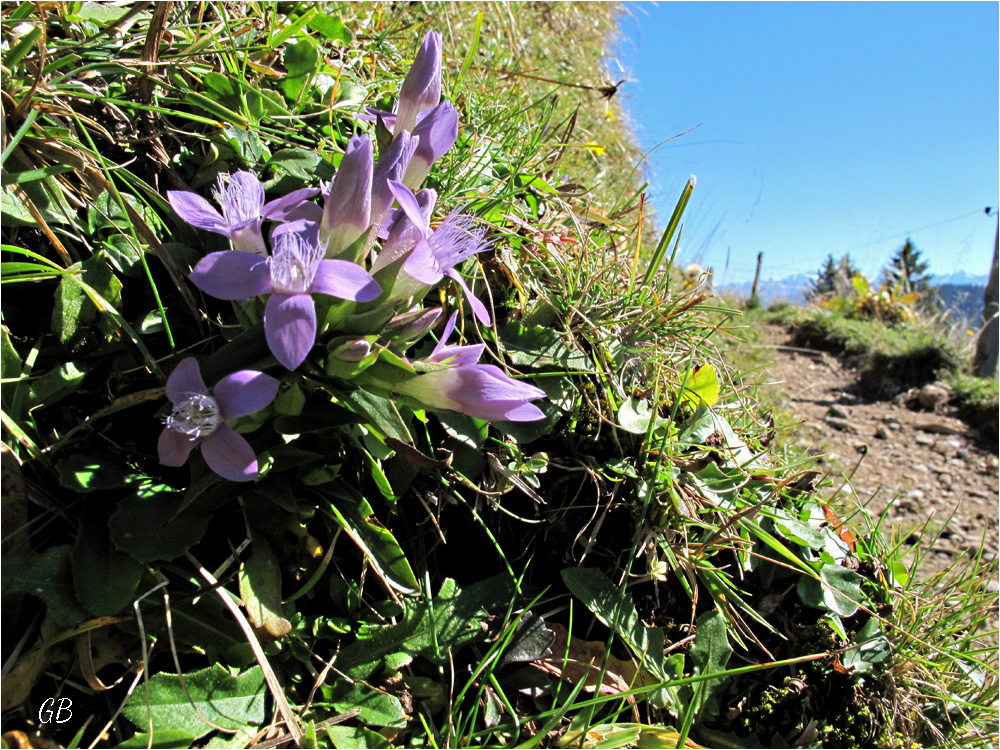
807;254;861;300
883;238;938;309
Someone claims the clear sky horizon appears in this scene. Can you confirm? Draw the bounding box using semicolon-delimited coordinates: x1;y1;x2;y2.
615;2;999;286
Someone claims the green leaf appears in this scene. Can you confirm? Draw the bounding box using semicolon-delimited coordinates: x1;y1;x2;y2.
678;364;720;408
239;534;291;638
499;323;593;371
310;14;351;43
326;725;390;749
341;388;412;444
324;486;418;595
52;271;89;345
561;568;678;708
267;148;334;184
109;486;210;563
102;235;143;276
680;611;732;721
617;398;664;435
677;402;715;444
202;72;237;100
122;665;266;741
3;545;89;625
76;1;136;22
281;39;320;102
115;730;196;749
134;596;250;668
72;522;143;616
88;192;154;235
327;674;407;729
796;563;864;617
842;616;892;674
28;361;88;409
336;575;516;671
56;453;137;492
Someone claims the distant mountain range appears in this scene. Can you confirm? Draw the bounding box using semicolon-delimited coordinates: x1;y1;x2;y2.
716;271;990;322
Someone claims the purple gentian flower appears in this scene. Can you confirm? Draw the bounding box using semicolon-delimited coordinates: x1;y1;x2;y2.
393;311;545;422
168;171;320;257
386;181;491;325
395;30;442;135
320;135;373;259
403;101;459;189
396;366;545;421
188;220;382;371
158;357;279;481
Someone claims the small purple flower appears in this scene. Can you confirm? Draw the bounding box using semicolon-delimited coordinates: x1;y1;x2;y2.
158;358;280;481
403;101;459;189
168;172;320;257
395;30;442;135
386;181;491;324
320;135;373;259
188;221;382;370
393;311;545;421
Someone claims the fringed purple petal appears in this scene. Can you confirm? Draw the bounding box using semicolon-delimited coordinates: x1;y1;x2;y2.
189;251;273;300
167;190;227;233
446;269;491;325
200;423;259;481
166;357;208;404
263;187;322;222
310;260;382;302
158;426;200;467
402;239;444;286
213;370;281;420
264;293;317;370
228;172;266;216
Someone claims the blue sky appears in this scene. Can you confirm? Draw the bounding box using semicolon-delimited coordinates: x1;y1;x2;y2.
615;2;999;285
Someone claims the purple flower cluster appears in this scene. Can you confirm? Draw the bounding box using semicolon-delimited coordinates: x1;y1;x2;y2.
158;31;545;482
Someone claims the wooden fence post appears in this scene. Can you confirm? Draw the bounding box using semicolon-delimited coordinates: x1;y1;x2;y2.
973;219;999;378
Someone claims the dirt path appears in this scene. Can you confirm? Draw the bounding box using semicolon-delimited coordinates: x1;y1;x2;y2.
752;323;998;585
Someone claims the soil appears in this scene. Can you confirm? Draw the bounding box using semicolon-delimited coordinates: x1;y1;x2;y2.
752;323;999;586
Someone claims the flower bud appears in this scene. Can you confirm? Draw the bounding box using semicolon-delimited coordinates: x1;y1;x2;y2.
321;135;373;259
384;307;443;345
395;30;442;135
403;101;459;189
